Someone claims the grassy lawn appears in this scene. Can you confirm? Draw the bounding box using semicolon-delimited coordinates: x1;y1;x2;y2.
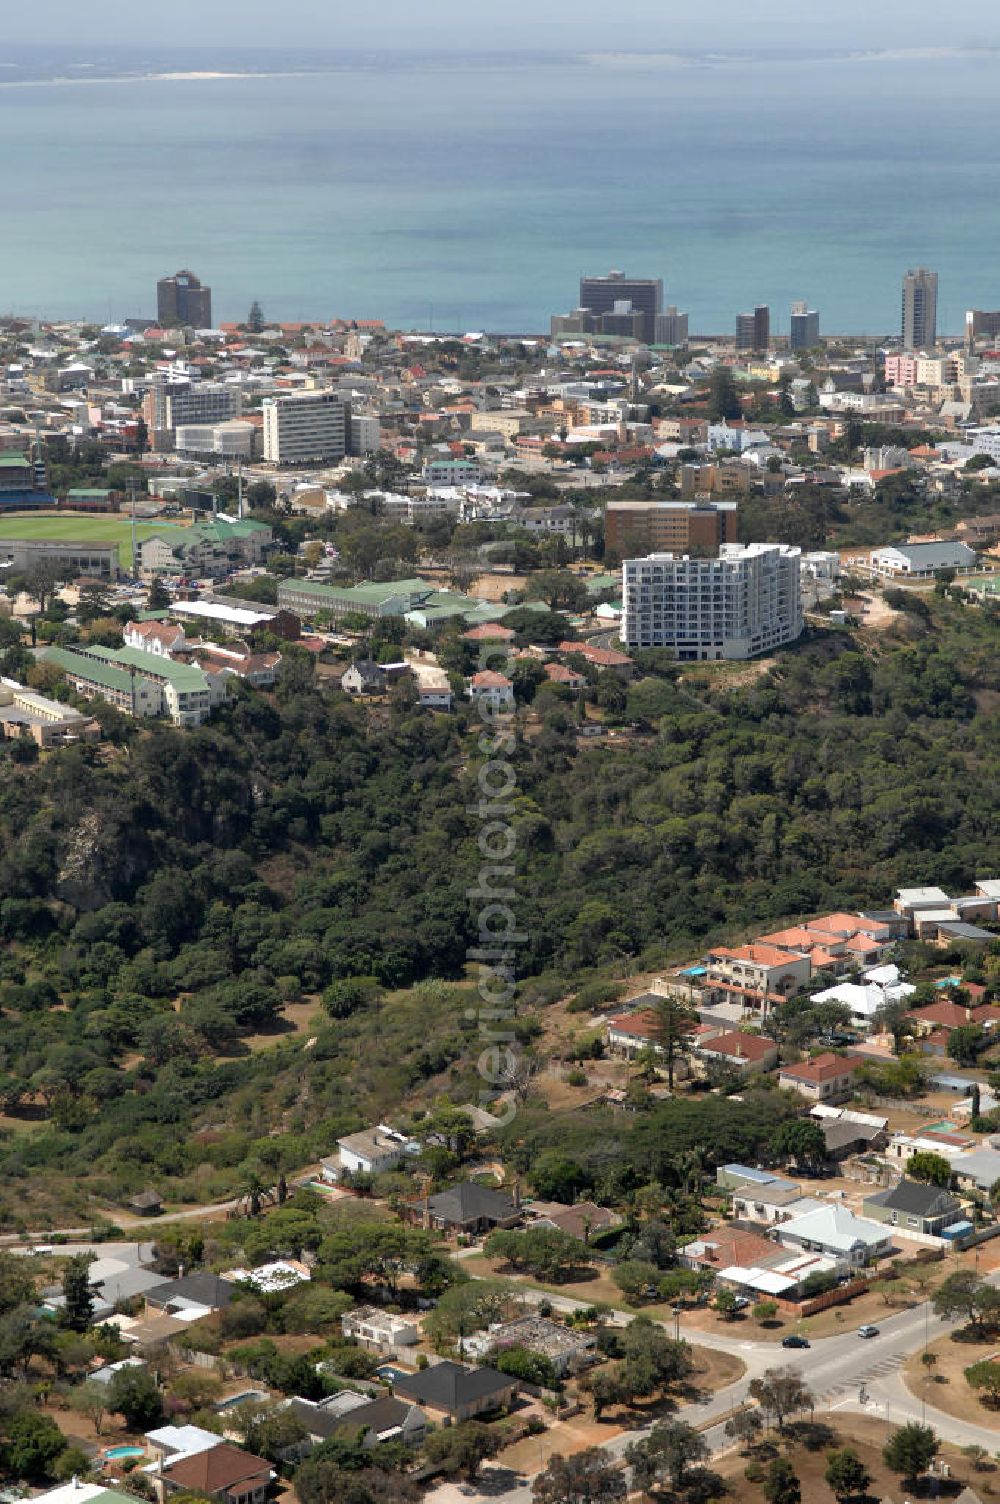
0;511;189;567
903;1328;1000;1431
716;1413;991;1504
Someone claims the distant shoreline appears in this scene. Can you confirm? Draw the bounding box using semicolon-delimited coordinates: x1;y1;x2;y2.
0;43;996;90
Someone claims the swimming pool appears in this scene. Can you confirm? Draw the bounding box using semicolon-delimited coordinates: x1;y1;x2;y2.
376;1364;412;1385
922;1121;958;1133
935;976;962;989
217;1388;269;1411
103;1447;145;1461
680;965;706;977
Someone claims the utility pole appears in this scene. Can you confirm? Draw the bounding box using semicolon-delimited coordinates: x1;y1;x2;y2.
237;456;244;520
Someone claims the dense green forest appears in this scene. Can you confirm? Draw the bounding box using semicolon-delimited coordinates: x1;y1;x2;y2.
0;592;999;1223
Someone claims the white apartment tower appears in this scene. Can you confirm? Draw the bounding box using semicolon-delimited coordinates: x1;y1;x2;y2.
621;543;803;660
262;390;348;465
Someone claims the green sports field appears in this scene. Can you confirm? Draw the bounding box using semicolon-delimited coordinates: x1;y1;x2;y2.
0;512;189;568
964;573;1000;596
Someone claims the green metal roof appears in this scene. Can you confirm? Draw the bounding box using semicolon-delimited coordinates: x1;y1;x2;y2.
279;576;432;605
0;454;30;468
43;646;136;694
89;645;209;691
67;487;112;497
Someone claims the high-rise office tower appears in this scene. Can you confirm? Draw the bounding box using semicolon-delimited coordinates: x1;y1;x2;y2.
578;270;663;343
736;305;770;352
789;301;820;350
901;268;937;350
157;269;213;328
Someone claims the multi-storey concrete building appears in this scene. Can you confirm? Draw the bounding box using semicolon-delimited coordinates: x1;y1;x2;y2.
262;390;347;465
736;305;770;352
578;270;663;343
901;267;937;350
156;269;212;328
654;307;689;346
966;308;1000;349
621;543;803;660
789;302;820;351
604;500;738;561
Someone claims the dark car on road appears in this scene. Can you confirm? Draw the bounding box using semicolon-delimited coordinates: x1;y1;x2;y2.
781;1334;810;1348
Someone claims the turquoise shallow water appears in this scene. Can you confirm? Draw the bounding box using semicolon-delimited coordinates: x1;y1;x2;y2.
3;46;1000;331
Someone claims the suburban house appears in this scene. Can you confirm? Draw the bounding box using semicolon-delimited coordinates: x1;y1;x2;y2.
557;640;635;679
414;1182;519;1236
730;1185;820;1226
124;620;187;657
775;1204;892;1266
467;669;514;709
531;1201;622;1242
286;1395;427;1451
778;1052;867;1103
606;1006;663;1058
144;1273;234;1319
716;1164;800;1195
692;1029;778;1076
340;1306;419;1353
819;1116;887;1160
392;1360;518;1421
152;1443;273;1504
463;1315;595;1376
705;942;812;1013
341;660;386;696
680;1226;782;1274
862;1179;965;1236
323;1124;418;1180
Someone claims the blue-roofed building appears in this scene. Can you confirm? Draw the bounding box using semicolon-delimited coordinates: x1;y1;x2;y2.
716;1164;800;1193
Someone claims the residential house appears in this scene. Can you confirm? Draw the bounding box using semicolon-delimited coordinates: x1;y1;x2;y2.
531;1201;622;1242
341;660;385;696
323;1125;418;1180
124;620;187;657
705;942;812;1013
775;1204;892;1266
862;1179;965;1235
319;1395;427;1448
414;1182;519;1235
679;1226;786;1273
220;1261;310;1294
693;1029;778;1077
464;1315;595;1376
282;1395;426;1453
467;669;514;709
557;640;635;679
820;1117;887;1161
606;1006;662;1059
341;1306;419;1353
778;1052;866;1103
392;1360;518;1421
716;1164;800;1194
545;662;588;690
144;1273;234;1319
730;1187;821;1226
153;1442;273;1504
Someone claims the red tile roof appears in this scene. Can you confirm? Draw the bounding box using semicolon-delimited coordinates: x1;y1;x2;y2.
696;1031;775;1063
781;1052;866;1085
160;1444;271;1496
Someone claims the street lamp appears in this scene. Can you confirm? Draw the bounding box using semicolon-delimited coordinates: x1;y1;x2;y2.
672;1305;682;1342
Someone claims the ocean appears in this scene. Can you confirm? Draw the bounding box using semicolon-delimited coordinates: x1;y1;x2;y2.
2;43;1000;333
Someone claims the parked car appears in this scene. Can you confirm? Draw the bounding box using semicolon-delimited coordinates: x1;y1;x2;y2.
858;1325;879;1338
782;1334;811;1349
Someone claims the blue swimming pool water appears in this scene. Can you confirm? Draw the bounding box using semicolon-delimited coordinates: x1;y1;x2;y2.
104;1447;145;1460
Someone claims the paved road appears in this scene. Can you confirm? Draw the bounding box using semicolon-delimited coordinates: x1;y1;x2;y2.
431;1282;1000;1502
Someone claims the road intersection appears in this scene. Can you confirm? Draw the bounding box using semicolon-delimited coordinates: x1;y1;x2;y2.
432;1280;1000;1502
